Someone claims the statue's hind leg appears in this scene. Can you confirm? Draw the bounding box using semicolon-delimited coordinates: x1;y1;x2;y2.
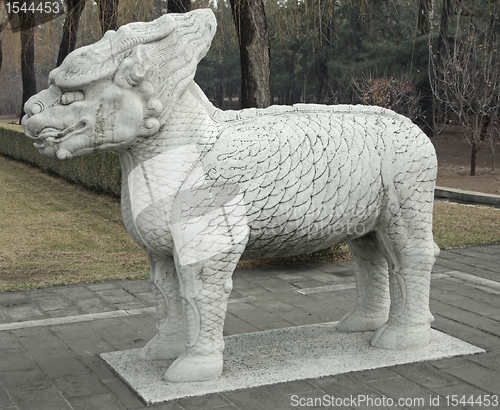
337;233;390;331
139;255;186;360
370;210;438;349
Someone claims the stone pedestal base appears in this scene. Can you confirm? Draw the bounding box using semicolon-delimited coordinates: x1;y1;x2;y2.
101;322;484;405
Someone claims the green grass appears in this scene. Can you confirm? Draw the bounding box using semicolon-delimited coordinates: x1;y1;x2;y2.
1;154;499;293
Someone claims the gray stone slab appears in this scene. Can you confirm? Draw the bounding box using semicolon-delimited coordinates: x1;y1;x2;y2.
101;321;484;405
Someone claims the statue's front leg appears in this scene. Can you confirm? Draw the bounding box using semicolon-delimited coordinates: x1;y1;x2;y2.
139;254;186;360
163;248;241;382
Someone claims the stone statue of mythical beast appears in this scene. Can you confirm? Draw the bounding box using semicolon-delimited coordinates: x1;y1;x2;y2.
22;9;439;383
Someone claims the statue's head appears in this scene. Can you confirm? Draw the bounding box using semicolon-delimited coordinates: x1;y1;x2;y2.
22;9;216;160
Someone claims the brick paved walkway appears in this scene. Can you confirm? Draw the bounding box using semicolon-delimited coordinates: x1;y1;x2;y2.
0;245;499;410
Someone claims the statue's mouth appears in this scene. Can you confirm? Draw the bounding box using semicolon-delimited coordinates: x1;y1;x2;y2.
32;121;88;149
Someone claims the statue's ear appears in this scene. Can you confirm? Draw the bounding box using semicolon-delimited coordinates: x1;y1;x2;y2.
114;45;155;89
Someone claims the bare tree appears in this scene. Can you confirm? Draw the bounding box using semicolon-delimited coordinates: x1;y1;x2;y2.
166;0;190;14
352;73;423;122
229;0;271;108
97;0;120;34
19;11;37;123
57;0;87;67
431;0;500;176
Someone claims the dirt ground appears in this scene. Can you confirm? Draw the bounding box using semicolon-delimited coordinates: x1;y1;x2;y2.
434;124;500;195
1;116;499;195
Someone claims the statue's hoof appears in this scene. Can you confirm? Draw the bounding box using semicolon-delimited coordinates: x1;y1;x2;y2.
164;352;223;382
336;311;388;332
139;334;185;361
370;322;431;349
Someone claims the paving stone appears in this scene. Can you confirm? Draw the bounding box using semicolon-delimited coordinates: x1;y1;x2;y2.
274;272;309;282
104;379;145;409
17;332;70;357
10;325;50;337
54;372;109;398
430;302;500;337
87;283;120;291
81;355;119;381
311;373;399;409
0;331;19;348
4;305;45;322
430;383;493;410
367;375;440;409
133;292;156;305
277;309;326;327
427;357;475;370
289;279;328;289
222;385;297;410
223;312;260;336
56;286;97;300
0;349;35;372
117;281;153;294
0;310;9;325
454;286;500;306
114;301;148;310
227;302;293;329
46;307;83;318
31;295;71;312
0;366;51;394
11;387;72;410
251;277;298;293
33;353;89;378
390;362;461;389
434;258;499;282
284;389;351;410
64;335;115;357
75;297;115;313
443;364;500;395
433;316;500;353
177;392;232;409
119;314;157;336
465;352;500;373
68;393;128;410
0;294;31;308
286;298;348;322
0;382;15;409
251;298;299;314
144;400;184;410
95;289;138;304
349;368;400;384
49;323;99;340
230;279;270;297
300;270;354;284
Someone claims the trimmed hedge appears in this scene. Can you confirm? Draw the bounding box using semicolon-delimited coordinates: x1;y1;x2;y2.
0;123;122;196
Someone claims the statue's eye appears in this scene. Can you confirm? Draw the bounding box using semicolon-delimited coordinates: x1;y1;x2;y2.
61;91;85;105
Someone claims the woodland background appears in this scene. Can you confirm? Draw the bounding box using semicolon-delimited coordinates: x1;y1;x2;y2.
0;0;499;175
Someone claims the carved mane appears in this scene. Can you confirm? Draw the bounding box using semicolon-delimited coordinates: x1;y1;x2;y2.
50;10;217;126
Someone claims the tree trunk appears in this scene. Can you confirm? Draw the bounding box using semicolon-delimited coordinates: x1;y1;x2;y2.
166;0;191;13
229;0;271;109
417;0;432;36
470;143;477;177
97;0;120;35
436;0;452;59
19;12;37;123
57;0;87;67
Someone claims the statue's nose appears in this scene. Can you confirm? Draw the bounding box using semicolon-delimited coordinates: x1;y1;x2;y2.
24;96;44;117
